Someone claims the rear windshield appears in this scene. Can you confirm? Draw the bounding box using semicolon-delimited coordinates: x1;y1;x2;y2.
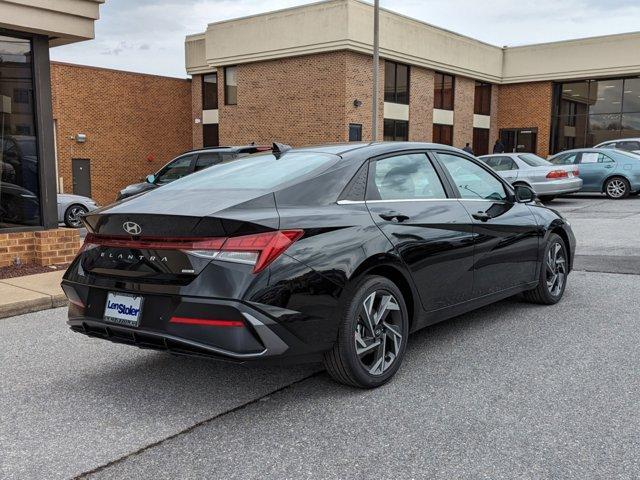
162;152;338;191
518;153;551;167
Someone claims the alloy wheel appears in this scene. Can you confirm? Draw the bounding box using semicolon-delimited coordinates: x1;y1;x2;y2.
67;206;87;228
354;290;403;376
545;242;566;297
606;179;627;198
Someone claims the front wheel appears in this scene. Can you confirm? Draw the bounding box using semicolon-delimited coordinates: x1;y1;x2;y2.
539;195;556;203
604;176;630;199
64;204;88;228
324;275;409;388
523;233;568;305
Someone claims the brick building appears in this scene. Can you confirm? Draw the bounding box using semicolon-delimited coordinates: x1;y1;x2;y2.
185;0;640;157
51;63;192;206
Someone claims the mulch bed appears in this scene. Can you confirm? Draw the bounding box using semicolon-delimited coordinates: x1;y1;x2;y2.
0;263;70;280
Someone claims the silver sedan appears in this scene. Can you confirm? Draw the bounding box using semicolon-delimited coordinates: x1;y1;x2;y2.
479;153;583;202
57;193;98;228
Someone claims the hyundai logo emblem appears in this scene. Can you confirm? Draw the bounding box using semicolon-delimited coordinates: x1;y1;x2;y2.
123;221;142;236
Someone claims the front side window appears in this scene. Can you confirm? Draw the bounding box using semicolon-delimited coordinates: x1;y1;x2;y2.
437;153;507;201
0;34;40;228
155;155;195;185
368;154;446;201
384;61;409;104
474;82;491;115
434;72;454;110
383;119;408;141
616;140;640;151
580;152;613;164
224;66;237;105
202;73;218;110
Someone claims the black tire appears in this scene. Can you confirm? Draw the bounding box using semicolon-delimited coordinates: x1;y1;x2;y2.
324;275;409;388
523;233;568;305
604;176;630;199
539;196;556;203
64;204;88;228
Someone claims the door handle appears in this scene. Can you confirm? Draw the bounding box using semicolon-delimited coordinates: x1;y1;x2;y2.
379;212;410;223
472;211;491;222
604;164;614;168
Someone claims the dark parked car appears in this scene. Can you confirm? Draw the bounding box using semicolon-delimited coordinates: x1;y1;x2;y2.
116;145;270;200
63;143;575;388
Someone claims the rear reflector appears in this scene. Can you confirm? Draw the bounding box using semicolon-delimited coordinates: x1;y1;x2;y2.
546;170;569;179
169;317;244;328
82;230;304;274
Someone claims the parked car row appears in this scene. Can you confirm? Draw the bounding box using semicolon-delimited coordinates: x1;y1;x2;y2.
480;146;640;200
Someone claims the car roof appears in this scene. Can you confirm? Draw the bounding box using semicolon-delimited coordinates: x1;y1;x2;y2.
184;145;269;155
287;142;468;158
597;138;640;144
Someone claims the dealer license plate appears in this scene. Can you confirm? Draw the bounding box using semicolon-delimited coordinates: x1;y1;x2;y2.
104;292;143;327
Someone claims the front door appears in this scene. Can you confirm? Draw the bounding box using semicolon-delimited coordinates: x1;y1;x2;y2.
578;151;615;191
72;158;91;197
500;129;538;153
365;152;475;311
435;151;540;297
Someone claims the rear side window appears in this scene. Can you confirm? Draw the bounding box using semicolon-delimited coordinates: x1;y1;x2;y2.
484;156;517;171
437;152;507;201
617;141;640;151
163;152;338;191
367;153;446;201
518;153;551;167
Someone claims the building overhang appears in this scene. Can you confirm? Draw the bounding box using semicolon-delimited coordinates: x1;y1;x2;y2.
185;0;640;84
0;0;104;46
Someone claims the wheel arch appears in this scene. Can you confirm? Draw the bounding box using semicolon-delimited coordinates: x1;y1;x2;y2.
601;174;631;193
349;256;418;329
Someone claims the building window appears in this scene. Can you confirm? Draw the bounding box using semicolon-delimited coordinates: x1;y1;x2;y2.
473;128;490;156
13;88;29;105
202;73;218;110
384;61;409;104
433;124;453;145
474;82;491;115
348;123;362;142
552;77;640;152
434;73;454;110
224;66;237;105
383;119;408;141
203;124;219;147
0;34;41;229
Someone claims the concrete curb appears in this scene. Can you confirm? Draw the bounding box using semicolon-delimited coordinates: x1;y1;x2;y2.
0;295;68;320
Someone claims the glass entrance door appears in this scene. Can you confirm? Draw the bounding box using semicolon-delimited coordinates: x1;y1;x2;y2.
500;128;538;153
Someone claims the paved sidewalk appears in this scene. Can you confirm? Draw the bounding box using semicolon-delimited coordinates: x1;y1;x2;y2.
0;270;66;319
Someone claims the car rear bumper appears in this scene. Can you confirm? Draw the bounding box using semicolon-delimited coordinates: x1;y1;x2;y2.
62;280;325;363
532;178;583;196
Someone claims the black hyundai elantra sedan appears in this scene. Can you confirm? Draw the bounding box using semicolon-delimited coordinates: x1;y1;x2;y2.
62;142;575;388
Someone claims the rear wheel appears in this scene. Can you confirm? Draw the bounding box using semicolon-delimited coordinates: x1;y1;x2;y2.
64;204;88;228
523;233;568;305
324;275;409;388
604;176;630;199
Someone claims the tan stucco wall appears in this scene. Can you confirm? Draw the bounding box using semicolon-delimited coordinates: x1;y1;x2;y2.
0;0;103;45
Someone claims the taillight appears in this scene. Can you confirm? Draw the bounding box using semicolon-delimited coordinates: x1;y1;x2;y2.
546;170;569;179
220;230;304;273
80;230;303;274
573;169;580;176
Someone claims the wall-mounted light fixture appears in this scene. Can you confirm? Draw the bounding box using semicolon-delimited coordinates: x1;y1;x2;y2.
75;133;87;143
353;99;363;108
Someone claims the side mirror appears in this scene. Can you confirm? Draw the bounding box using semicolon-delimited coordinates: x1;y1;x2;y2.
514;184;536;203
145;174;156;184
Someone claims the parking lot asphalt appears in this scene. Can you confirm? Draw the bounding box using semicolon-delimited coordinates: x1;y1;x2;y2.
2;194;639;479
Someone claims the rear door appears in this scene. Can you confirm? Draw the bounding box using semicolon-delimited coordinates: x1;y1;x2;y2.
434;151;540;297
365;151;475;311
578;151;614;190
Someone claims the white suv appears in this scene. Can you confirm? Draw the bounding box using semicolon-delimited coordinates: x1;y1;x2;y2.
595;138;640;154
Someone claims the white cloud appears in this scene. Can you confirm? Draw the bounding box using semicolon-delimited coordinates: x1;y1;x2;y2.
50;0;640;78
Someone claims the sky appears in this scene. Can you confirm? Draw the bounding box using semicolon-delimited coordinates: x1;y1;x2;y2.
50;0;640;79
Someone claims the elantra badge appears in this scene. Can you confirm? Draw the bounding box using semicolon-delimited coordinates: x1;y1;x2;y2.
123;221;142;235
